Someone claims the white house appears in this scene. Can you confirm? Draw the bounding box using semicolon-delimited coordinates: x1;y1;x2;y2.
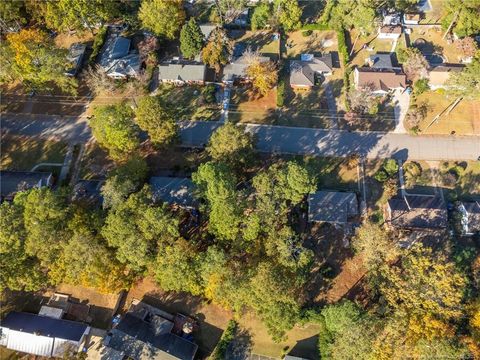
378;25;402;39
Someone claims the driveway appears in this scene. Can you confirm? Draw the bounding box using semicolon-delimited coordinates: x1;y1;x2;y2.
392;88;410;134
321;82;339;129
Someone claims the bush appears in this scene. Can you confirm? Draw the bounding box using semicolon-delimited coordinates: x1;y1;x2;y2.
209;320;237;360
277;78;286;107
202;84;216;104
405;161;422;177
302;30;313;37
343;66;352;111
414;78;430;95
374;169;389;182
383;159;399;176
89;26;108;65
337;28;349;65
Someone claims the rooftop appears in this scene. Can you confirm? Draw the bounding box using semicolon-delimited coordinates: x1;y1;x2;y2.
158;63;206;82
149;177;197;208
290;53;334;87
368;53;395;69
379;25;402;34
0;170;52;199
355;67;406;92
308;191;358;223
387;195;448;229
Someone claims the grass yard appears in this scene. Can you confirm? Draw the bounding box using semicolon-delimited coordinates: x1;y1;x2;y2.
54;32;94;49
408;27;459;63
302;156;359;191
79;141;115;179
421;0;444;23
286;30;338;59
229;87;277;124
156;84;221;121
1;135;67;171
232;31;280;60
415;91;479;135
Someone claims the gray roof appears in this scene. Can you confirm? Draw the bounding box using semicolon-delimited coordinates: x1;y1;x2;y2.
73;179;104;202
149;177;197;208
369;53;394;69
99;33;140;77
158;63;206;82
290;54;333;87
223;54;270;81
387;196;447;229
0;170;52;199
308;191;358;223
108;313;197;360
1;312;88;341
65;43;87;75
199;24;216;40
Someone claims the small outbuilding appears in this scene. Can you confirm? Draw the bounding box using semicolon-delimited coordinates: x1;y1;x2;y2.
378;25;402;39
308;191;359;223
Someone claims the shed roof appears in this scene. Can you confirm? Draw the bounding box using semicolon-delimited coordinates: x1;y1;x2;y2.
427;64;464;87
1;312;88;342
158;63;206;82
355;67;406;92
149;177;197;208
308;191;358;223
368;53;394;69
387;196;447;229
0;170;52;199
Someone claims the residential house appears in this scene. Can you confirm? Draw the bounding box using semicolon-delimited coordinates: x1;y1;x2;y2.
99;31;141;79
403;13;421;25
223;43;271;83
0;311;90;357
367;53;399;70
386;195;448;230
289;53;334;89
426;64;464;89
354;67;406;95
103;300;198;360
149;177;197;209
308;191;359;223
0;170;53;201
458;201;480;235
65;43;87;77
158;63;206;85
378;25;402;39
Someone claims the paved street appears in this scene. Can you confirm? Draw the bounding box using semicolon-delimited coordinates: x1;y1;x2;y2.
2;115;479;161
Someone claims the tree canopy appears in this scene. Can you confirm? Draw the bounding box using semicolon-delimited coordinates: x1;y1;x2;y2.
138;0;185;39
202;27;232;73
447;55;480;99
442;0;480;38
274;0;302;31
180;18;204;60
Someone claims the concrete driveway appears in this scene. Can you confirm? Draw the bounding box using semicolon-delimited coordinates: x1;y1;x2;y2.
392;88;410;134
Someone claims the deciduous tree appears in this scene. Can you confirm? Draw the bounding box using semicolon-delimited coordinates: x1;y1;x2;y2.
246;57;278;96
442;0;480;38
202;27;232;73
138;0;185;39
447;56;480;99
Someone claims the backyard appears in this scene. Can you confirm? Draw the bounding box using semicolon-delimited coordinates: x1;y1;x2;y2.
286;30;338;59
230;30;280;60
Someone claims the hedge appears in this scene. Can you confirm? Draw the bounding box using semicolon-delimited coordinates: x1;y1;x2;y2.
343;66;352;111
336;27;349;65
209;320;237;360
277;78;286;107
89;26;108;65
301;23;331;31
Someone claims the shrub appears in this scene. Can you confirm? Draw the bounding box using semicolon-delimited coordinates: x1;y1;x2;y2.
277;78;286;107
89;26;108;65
405;161;422;177
383;159;399;176
343;66;352;111
209;320;237;360
202;84;216;104
414;78;430;95
302;30;313;37
336;28;349;65
383;177;398;199
374;169;389;182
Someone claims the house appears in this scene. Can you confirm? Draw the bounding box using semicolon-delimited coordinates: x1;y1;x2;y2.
0;170;53;201
99;31;141;79
149;177;197;209
426;64;465;89
386;195;448;230
403;13;421;25
289;53;334;89
72;179;104;204
382;11;401;26
378;25;402;39
223;43;270;83
65;43;87;76
158;63;206;85
104;300;198;360
354;67;406;95
0;312;90;357
367;53;399;70
308;191;359;223
458;201;480;235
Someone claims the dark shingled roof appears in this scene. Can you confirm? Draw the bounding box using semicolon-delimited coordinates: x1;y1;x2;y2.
108;313;197;360
308;191;358;223
1;312;88;342
149;177;197;208
387;196;447;229
0;171;52;199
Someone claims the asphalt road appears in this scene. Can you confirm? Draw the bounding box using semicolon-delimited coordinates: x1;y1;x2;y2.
2;115;479;161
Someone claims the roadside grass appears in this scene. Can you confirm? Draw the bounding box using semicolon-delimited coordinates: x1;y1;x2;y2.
415;91;479;135
364;160;391;211
155;84;221;121
0;135;67;171
286;30;337;58
229;87;277;124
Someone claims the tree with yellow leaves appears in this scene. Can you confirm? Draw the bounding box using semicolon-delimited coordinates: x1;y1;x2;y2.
245;50;278;97
3;29;77;93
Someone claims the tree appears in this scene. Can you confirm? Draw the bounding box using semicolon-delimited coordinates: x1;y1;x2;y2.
274;0;302;31
180;18;204;60
0;0;27;33
251;2;272;30
102;187;180;271
442;0;480;38
84;65;115;96
405;101;429;130
215;0;247;24
322;300;361;334
138;0;185;39
245;58;278;96
4;29;77;93
399;48;429;81
206;123;254;168
90;104;140;160
378;243;466;320
101;156;148;209
454;37;478;59
352;222;399;272
202;27;232;73
0;201;47;292
447;56;480;99
134;96;178;147
327;0;377;34
43;0;119;33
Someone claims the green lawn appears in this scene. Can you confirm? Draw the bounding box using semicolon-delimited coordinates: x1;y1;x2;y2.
0;135;67;171
156;84;221;121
